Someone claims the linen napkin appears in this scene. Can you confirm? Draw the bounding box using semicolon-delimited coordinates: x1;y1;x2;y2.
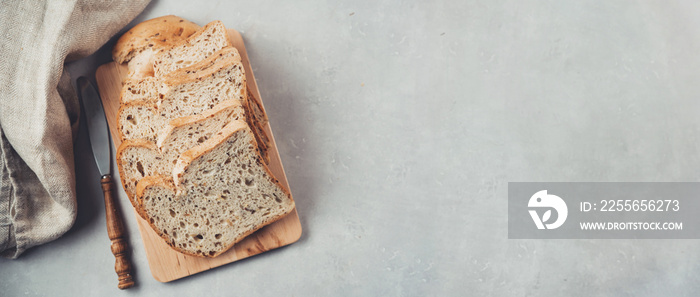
0;0;150;258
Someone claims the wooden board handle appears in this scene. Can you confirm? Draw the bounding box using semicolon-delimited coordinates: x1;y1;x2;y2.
102;175;135;289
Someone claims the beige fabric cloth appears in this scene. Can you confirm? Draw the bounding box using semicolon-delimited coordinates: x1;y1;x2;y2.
0;0;150;258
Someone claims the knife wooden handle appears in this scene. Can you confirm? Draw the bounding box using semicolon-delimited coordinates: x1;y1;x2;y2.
101;174;135;289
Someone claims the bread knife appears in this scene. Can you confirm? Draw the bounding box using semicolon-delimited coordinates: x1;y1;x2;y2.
77;77;135;289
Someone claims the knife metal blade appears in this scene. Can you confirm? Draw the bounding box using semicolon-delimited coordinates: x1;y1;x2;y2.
77;77;111;177
77;76;135;289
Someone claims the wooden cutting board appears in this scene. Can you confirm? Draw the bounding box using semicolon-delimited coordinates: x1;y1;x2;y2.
95;29;302;282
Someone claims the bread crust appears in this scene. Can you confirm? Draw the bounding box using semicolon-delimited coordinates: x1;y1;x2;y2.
112;15;201;64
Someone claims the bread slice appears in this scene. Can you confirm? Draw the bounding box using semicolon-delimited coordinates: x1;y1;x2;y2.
117;52;246;142
136;120;294;257
112;15;200;64
117;100;246;204
119;47;241;105
152;20;231;77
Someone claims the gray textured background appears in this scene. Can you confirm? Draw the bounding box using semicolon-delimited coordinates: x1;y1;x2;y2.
2;1;700;296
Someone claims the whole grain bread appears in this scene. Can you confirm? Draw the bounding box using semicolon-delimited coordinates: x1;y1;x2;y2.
116;139;161;208
120;76;160;104
117;100;246;204
119;47;241;105
113;17;293;258
117;101;158;141
152;20;231;77
156;100;246;151
136;120;294;257
117;50;246;142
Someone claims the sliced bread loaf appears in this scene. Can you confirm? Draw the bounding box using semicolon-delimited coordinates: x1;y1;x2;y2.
117;100;246;203
117;52;246;142
152;20;231;77
137;120;294;257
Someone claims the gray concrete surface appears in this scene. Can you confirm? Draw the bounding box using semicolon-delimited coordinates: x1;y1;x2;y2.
2;1;700;296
